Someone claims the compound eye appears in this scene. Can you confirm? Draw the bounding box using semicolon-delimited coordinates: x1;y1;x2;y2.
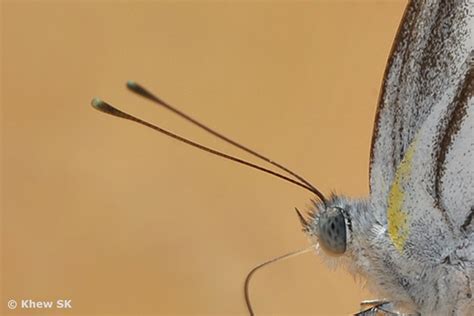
318;208;346;255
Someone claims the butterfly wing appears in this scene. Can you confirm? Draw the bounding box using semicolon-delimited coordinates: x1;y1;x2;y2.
388;66;472;259
369;0;473;237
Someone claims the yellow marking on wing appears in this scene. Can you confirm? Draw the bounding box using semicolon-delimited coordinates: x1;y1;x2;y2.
387;140;416;252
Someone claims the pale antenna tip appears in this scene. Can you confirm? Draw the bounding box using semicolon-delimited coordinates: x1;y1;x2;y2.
90;97;127;118
91;97;105;110
126;80;137;89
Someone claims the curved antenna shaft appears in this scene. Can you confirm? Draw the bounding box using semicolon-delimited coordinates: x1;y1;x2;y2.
126;81;327;205
91;98;317;194
244;247;313;316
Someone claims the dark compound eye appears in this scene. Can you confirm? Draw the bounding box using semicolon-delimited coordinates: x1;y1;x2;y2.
318;208;347;255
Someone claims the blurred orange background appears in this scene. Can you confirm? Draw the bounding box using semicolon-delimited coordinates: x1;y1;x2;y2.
1;1;406;315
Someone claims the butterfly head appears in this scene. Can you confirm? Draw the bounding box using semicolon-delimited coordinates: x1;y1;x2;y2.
300;196;353;256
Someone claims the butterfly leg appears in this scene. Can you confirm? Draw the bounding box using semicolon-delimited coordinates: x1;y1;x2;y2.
355;300;394;316
355;300;419;316
359;299;390;309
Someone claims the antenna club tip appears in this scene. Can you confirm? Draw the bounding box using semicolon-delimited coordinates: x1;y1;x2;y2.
90;97;127;118
91;97;105;110
126;80;137;89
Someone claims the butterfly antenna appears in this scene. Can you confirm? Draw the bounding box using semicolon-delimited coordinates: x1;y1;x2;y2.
244;247;313;316
91;98;319;194
126;81;327;205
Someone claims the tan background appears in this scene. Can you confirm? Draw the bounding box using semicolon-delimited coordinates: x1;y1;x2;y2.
1;1;406;315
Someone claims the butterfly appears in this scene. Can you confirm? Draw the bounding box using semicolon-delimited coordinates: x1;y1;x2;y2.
91;0;473;314
307;1;473;314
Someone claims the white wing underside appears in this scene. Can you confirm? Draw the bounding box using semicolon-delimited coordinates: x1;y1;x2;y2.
369;0;473;260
